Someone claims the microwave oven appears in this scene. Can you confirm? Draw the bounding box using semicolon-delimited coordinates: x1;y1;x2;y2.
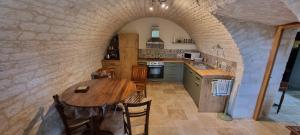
184;52;200;60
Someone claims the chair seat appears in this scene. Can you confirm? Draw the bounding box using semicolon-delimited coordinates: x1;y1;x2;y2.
125;94;144;104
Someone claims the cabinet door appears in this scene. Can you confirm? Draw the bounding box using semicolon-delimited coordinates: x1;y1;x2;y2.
186;67;194;94
183;65;188;88
119;33;138;79
177;63;183;82
191;75;202;106
164;63;183;82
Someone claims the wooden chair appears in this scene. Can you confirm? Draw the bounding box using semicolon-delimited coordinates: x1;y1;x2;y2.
131;65;148;97
123;99;152;135
53;95;90;135
92;67;116;79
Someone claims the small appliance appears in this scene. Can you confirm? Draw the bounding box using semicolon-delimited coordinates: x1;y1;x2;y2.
184;52;200;60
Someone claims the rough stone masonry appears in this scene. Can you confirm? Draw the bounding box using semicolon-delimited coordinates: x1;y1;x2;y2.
0;0;300;134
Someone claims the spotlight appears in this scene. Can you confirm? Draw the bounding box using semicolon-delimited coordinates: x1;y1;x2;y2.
161;3;166;8
149;6;154;11
165;5;169;10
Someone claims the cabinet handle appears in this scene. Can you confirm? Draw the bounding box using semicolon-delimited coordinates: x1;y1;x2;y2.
194;82;200;86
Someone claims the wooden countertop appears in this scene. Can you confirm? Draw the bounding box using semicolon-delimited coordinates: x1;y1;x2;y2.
184;62;234;79
138;58;235;79
138;58;185;63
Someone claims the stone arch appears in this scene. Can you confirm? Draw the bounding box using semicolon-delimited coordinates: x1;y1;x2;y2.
0;0;244;134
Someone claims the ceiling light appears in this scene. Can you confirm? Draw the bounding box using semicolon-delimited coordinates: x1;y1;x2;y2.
161;3;166;8
165;5;169;10
149;6;154;11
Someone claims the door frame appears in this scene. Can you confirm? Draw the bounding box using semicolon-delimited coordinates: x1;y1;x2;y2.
253;22;300;120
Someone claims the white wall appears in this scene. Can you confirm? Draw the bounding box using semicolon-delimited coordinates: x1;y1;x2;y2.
118;17;197;50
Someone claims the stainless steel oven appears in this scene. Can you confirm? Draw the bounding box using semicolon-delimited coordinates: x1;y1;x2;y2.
147;61;164;79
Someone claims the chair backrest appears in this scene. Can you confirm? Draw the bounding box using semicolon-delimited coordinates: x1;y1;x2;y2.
95;67;116;79
131;65;148;82
123;99;151;135
53;95;72;135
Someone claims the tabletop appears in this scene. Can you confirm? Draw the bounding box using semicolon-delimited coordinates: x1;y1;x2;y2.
61;78;137;108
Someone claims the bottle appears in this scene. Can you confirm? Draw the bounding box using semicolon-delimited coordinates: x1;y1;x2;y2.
105;54;110;59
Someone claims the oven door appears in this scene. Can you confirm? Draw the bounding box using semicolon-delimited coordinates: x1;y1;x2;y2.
147;65;164;79
184;53;191;59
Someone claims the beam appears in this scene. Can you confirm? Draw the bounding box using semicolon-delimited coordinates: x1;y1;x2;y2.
280;22;300;29
253;26;284;120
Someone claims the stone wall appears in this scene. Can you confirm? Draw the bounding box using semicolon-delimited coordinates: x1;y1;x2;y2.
218;16;276;118
0;1;112;134
282;0;300;21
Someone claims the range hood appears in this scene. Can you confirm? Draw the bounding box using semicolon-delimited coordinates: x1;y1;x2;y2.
146;26;164;49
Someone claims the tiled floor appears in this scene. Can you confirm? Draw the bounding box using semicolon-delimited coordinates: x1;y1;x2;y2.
101;82;290;135
265;90;300;125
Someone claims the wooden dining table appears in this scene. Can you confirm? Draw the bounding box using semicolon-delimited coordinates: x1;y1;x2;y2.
61;78;137;135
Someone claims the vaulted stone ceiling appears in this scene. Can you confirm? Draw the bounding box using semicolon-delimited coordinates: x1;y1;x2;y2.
209;0;298;25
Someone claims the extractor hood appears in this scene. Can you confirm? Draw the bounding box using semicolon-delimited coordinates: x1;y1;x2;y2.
146;26;164;49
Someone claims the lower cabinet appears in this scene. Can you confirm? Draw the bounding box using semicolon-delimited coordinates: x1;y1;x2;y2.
190;74;202;107
163;62;183;82
183;64;226;112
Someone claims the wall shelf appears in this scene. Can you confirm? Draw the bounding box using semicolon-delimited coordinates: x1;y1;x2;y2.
171;42;195;45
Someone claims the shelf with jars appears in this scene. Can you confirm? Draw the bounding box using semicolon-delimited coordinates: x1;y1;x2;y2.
104;35;120;60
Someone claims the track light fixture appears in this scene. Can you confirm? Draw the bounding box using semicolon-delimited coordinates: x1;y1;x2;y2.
149;0;169;11
149;6;154;11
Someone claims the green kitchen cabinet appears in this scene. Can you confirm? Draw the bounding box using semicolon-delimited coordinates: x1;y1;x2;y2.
183;65;201;106
186;67;194;94
190;72;202;106
183;65;192;93
163;62;183;82
183;65;188;88
183;64;227;112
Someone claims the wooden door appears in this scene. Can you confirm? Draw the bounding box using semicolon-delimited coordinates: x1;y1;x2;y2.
119;33;138;79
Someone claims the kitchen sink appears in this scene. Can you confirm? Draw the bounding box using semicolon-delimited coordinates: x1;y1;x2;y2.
194;64;211;70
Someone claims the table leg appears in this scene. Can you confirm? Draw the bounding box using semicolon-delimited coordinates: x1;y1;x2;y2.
95;107;113;135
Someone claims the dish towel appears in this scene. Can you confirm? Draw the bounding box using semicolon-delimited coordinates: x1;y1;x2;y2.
211;79;233;96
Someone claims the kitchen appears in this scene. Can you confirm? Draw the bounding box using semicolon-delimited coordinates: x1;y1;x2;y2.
102;17;235;114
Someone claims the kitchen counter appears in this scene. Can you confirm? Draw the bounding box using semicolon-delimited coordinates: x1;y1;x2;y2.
138;58;235;79
139;58;233;112
138;58;184;63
